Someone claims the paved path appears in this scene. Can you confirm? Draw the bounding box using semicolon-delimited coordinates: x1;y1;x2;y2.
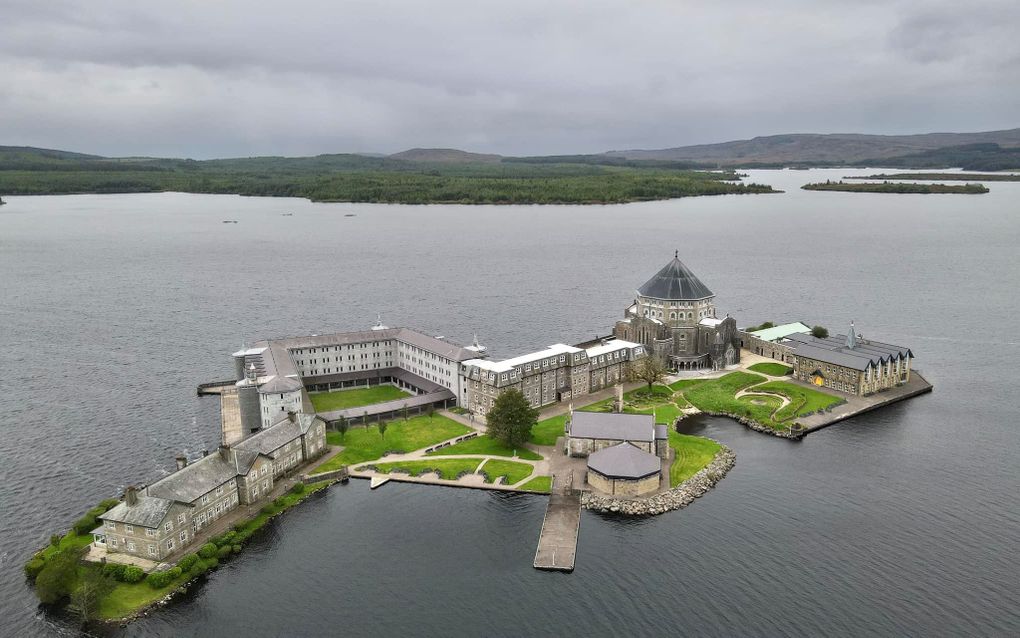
220;387;243;446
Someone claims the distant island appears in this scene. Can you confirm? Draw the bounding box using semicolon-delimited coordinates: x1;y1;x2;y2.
802;181;989;194
846;172;1020;182
0;146;773;205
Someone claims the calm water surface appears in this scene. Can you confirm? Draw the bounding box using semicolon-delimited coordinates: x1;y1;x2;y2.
1;169;1018;636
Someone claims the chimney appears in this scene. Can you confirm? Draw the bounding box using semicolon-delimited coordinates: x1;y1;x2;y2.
287;410;296;423
218;445;232;463
175;455;187;470
202;449;209;457
125;486;138;506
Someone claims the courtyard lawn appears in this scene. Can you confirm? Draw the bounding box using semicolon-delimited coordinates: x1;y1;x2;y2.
669;378;707;391
427;435;542;460
737;394;784;415
748;362;794;376
315;414;471;473
480;459;534;485
668;431;722;487
309;385;411;412
754;381;844;421
364;458;483;480
519;476;553;493
530;414;568;446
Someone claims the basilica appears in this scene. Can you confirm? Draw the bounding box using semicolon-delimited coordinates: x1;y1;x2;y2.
613;252;741;371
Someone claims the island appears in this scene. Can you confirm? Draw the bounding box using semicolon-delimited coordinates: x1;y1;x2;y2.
25;254;932;624
845;173;1020;182
802;180;988;194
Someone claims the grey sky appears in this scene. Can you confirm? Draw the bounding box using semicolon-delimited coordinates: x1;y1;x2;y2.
1;0;1017;158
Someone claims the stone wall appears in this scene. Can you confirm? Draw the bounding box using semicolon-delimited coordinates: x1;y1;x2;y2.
581;445;735;516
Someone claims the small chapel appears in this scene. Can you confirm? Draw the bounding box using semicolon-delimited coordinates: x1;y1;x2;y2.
613;252;741;371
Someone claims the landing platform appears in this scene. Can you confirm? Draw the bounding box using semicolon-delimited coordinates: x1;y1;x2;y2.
533;474;581;572
797;372;933;434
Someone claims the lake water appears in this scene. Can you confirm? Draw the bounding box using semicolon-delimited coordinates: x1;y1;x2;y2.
1;169;1018;636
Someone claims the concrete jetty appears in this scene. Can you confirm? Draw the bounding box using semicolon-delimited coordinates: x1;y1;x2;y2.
534;473;582;572
797;372;934;435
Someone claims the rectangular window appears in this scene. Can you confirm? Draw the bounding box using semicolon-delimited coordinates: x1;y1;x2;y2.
178;513;185;524
166;539;174;551
109;537;118;548
149;545;157;556
105;521;116;530
146;528;157;538
165;521;173;532
180;530;187;543
127;541;136;551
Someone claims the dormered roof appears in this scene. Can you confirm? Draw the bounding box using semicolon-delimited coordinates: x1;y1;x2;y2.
786;332;913;371
637;255;714;300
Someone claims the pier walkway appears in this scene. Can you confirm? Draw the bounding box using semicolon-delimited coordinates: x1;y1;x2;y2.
533;472;582;572
220;386;243;446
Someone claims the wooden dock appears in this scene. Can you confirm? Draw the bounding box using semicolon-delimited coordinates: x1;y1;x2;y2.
533;473;582;572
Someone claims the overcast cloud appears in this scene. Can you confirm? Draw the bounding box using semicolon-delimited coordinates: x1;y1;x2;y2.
1;0;1018;158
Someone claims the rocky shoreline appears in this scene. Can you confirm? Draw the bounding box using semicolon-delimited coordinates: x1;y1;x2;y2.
581;444;736;516
683;409;802;439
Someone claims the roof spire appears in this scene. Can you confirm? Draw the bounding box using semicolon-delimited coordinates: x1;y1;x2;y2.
674;248;679;259
846;321;857;349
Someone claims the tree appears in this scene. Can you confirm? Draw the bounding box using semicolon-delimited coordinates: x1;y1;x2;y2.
401;403;409;421
34;547;82;604
378;419;388;440
486;389;538;449
427;404;435;421
67;569;113;626
335;415;349;441
811;325;829;338
628;355;667;390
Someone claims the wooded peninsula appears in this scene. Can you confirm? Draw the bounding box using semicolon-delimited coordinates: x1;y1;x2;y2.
0;147;774;205
846;173;1020;182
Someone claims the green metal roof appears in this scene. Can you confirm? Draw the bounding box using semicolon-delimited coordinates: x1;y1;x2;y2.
748;322;811;342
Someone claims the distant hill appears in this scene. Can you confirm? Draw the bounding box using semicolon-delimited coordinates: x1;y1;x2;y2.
606;129;1020;165
389;148;502;163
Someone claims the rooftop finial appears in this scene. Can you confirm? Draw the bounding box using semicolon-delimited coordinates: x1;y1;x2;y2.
674;248;679;259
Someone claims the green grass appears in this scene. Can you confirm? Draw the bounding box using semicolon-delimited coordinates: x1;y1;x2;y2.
315;414;471;473
683;371;792;429
754;381;843;420
518;476;553;493
426;435;542;460
480;460;534;485
669;378;707;391
530;414;568;446
747;362;793;376
737;394;784;413
668;432;722;487
309;385;411;412
365;458;483;480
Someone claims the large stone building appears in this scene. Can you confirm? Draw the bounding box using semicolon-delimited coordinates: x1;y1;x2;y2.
93;413;327;563
564;411;668;459
739;321;811;362
233;324;483;430
787;323;913;396
460;338;645;413
614;253;741;371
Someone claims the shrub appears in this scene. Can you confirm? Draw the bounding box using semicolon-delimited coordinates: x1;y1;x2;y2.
34;549;80;604
273;496;286;507
98;498;121;511
260;504;275;515
290;483;306;495
121;565;145;583
216;545;233;559
72;515;99;536
177;554;199;572
211;531;237;548
24;557;46;580
197;543;218;559
231;544;242;554
146;567;182;589
49;534;62;548
101;562;127;581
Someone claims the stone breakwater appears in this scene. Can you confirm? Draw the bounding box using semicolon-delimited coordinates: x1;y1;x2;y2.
684;411;802;439
581;445;736;516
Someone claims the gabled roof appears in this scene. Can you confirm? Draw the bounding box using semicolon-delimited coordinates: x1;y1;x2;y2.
234;417;304;456
588;442;661;479
637;254;714;300
146;453;245;503
258;375;304;394
567;411;656;442
786;332;913;371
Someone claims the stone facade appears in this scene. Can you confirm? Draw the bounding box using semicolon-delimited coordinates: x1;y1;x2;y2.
587;470;661;497
614;254;741;371
786;325;913;397
95;414;328;563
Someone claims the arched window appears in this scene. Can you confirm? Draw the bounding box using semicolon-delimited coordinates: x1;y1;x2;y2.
670;312;676;319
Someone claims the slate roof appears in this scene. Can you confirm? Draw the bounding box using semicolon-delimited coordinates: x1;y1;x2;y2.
587;443;661;480
654;424;668;441
567;411;656;442
234;418;303;456
786;332;913;371
637;255;714;300
258;375;304;394
146;450;253;504
100;496;174;528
